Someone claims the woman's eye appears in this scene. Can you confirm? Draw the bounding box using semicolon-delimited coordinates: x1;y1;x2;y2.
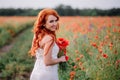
49;19;58;23
50;20;54;23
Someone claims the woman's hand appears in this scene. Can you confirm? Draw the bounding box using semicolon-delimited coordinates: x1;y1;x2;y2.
59;56;67;62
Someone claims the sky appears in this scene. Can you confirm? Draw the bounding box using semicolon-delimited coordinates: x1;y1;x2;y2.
0;0;120;9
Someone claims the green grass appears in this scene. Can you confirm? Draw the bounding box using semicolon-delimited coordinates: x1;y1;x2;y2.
0;21;34;47
0;27;34;80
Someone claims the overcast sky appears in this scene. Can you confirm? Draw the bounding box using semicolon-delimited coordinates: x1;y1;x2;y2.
0;0;120;9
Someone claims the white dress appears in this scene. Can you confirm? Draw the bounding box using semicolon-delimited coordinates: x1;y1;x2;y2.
30;43;59;80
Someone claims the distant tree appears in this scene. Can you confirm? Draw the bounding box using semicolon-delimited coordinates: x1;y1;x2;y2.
107;8;120;16
55;4;66;16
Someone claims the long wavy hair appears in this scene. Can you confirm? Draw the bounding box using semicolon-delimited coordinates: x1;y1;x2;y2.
29;8;59;56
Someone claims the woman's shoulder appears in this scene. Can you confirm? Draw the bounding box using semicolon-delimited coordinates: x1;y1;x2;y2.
42;35;54;43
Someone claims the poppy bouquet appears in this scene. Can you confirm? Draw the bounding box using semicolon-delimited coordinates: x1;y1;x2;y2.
57;38;69;71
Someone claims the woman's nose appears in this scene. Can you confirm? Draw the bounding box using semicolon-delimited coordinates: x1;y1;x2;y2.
53;21;57;25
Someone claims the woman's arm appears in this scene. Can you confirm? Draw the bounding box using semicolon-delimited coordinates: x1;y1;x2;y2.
42;35;66;66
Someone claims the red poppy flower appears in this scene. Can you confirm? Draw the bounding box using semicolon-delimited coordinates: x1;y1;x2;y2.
57;38;69;49
57;38;69;61
57;38;69;71
65;56;69;61
91;42;98;48
102;53;108;58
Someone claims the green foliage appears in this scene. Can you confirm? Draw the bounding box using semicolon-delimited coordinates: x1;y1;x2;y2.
0;27;11;47
0;28;34;80
0;21;34;47
0;8;41;16
0;5;120;16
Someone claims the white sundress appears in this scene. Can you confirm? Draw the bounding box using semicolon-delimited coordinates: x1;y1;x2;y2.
30;43;59;80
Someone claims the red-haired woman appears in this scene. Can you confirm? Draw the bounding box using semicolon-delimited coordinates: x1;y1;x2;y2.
29;8;66;80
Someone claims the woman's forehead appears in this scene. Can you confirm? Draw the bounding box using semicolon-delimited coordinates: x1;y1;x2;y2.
47;15;57;20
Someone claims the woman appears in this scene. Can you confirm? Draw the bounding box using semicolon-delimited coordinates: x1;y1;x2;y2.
29;8;67;80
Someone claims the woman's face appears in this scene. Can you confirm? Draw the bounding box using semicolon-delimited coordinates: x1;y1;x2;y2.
44;15;58;31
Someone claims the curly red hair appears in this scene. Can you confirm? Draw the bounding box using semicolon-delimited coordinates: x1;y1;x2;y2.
29;8;59;56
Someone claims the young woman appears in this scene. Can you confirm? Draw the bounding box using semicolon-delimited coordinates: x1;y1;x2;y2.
29;8;66;80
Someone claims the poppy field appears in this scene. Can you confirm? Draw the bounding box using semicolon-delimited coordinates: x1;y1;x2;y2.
0;16;120;80
58;16;120;80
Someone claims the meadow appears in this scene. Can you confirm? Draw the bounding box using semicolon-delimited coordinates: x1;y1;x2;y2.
0;16;35;47
0;16;120;80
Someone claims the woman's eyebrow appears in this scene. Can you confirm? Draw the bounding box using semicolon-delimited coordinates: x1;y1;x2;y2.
49;19;57;22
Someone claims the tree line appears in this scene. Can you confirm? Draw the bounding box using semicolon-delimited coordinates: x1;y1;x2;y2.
0;4;120;16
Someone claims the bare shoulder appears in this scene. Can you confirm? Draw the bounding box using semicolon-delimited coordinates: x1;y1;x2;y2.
42;35;53;43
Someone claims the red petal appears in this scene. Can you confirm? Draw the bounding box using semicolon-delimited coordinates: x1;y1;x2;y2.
65;56;69;61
